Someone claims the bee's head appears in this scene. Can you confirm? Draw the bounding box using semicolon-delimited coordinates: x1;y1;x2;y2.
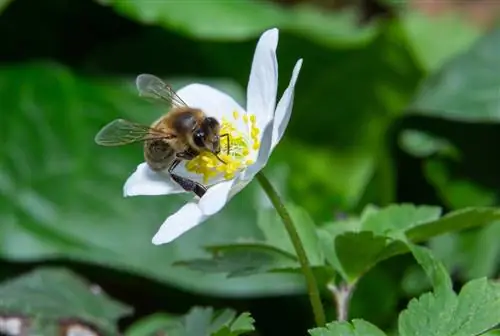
193;117;221;154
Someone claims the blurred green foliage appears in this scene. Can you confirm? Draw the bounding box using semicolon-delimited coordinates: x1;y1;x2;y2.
1;0;500;335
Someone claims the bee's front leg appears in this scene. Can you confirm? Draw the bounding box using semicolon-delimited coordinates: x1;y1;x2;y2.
168;159;207;198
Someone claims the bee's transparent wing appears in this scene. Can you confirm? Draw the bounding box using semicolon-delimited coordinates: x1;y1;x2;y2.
136;74;188;108
94;119;174;146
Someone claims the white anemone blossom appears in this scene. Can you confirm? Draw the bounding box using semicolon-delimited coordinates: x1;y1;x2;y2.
123;28;303;245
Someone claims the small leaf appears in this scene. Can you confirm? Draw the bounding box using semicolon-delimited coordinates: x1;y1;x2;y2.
158;307;256;336
399;278;500;336
0;267;132;335
332;232;391;283
407;244;452;295
309;319;386;336
398;130;459;159
174;242;298;277
361;204;442;237
410;26;500;122
125;313;180;336
184;307;213;336
229;312;255;335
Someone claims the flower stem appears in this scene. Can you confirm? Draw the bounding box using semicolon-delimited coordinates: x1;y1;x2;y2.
256;172;326;327
327;282;355;321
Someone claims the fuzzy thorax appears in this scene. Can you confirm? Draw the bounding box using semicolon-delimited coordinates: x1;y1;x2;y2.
185;111;261;184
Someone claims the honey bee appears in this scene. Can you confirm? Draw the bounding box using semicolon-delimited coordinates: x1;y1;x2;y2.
94;74;229;198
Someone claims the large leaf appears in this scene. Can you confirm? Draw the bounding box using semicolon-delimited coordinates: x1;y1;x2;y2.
409;26;500;122
98;0;377;46
0;62;305;296
400;11;481;71
175;204;324;277
174;242;299;277
398;278;500;336
0;267;131;335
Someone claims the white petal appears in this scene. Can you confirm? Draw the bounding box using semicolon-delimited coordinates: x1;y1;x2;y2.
152;203;207;245
272;59;303;149
176;84;245;123
241;119;274;181
198;179;236;216
123;162;184;197
246;28;279;132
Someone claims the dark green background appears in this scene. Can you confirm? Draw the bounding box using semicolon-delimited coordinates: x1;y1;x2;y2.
1;0;499;335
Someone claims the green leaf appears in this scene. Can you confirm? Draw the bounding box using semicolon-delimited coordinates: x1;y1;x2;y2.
125;313;180;336
0;62;304;296
428;221;500;282
409;26;500;122
173;242;299;277
309;319;386;336
99;0;377;46
398;278;500;336
257;204;324;266
407;244;452;295
424;160;497;209
146;307;255;336
321;204;500;283
406;207;500;243
360;204;442;237
400;11;481;71
0;0;12;13
227;312;255;335
398;130;459;159
0;267;131;335
174;203;328;278
331;231;394;283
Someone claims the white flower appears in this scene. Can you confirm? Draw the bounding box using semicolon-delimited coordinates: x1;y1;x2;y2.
123;28;303;245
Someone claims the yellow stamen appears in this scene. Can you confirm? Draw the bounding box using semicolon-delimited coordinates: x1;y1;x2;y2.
184;114;261;183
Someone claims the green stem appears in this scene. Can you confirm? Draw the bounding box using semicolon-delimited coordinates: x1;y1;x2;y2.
256;172;326;327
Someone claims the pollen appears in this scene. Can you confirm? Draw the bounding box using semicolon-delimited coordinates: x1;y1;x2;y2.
185;113;261;184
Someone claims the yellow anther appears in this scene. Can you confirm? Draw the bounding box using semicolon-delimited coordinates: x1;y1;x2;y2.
184;113;262;182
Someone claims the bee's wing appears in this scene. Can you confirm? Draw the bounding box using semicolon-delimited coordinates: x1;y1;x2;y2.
94;119;174;146
136;74;188;108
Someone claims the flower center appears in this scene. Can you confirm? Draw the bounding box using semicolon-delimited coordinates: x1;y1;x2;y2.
185;111;260;184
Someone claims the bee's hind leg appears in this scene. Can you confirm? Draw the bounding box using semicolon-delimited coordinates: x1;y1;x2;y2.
168;159;207;198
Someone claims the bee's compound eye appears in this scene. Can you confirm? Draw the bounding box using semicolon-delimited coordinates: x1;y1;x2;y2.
193;130;205;147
